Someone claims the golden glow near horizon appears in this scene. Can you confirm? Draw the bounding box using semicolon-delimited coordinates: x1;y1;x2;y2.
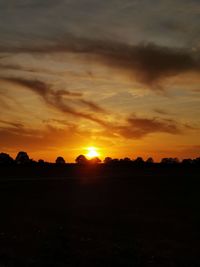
86;146;100;159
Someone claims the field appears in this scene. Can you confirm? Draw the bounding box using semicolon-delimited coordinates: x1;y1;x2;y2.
0;166;200;266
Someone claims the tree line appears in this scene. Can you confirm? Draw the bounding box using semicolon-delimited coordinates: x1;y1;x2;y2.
0;151;199;166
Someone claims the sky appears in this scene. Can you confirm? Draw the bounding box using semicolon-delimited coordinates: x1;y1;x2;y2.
0;0;200;162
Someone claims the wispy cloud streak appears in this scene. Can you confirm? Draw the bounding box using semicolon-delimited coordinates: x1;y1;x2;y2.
1;36;199;87
1;77;108;126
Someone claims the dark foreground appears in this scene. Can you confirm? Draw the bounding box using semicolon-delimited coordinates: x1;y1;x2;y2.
0;167;200;266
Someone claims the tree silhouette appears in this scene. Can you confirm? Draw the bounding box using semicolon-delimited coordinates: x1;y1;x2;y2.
15;151;30;164
146;157;154;164
104;157;112;164
161;157;179;164
55;156;66;165
122;157;131;162
194;157;200;165
134;157;144;164
75;155;88;165
89;157;101;164
0;153;14;165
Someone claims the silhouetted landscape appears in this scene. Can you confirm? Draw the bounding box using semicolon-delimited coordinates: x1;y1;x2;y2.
0;151;200;266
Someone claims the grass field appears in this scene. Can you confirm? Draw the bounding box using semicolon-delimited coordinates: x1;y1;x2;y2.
0;167;200;266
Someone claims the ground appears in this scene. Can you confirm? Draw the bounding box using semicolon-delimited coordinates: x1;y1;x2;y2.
0;166;200;266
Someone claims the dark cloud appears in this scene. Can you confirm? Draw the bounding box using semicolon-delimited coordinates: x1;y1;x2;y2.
153;108;172;116
87;41;200;87
0;119;24;129
79;99;106;113
7;0;64;9
0;72;194;143
0;63;53;75
10;78;49;96
1;37;199;87
116;115;182;139
53;89;83;98
0;55;9;59
1;77;190;139
0;63;26;71
1;77;108;126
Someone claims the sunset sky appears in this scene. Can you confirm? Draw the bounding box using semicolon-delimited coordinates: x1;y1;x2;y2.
0;0;200;162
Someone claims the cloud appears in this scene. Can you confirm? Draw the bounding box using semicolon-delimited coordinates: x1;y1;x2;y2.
1;77;108;126
87;41;200;87
153;108;172;116
0;122;89;152
0;62;60;76
0;114;187;162
0;119;24;129
0;77;190;139
116;115;183;139
79;99;106;113
0;95;11;109
1;37;200;88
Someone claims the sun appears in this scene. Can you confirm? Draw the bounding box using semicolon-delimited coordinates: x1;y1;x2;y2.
86;146;100;159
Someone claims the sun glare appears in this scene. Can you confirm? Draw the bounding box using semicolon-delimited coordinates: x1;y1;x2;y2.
86;146;100;159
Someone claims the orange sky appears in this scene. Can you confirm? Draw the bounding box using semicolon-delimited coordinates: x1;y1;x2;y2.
0;1;200;162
